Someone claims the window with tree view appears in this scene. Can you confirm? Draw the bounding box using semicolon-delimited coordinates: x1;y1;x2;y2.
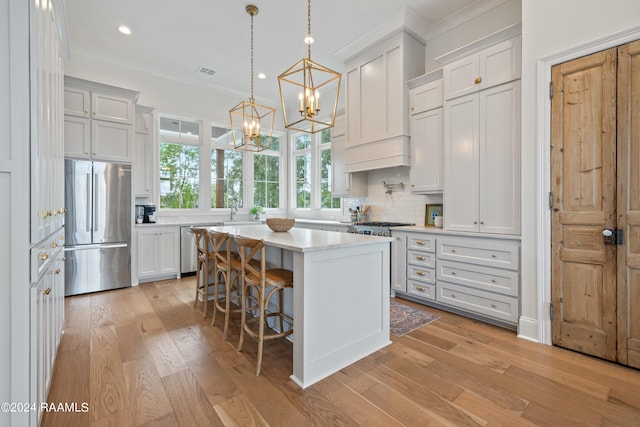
211;125;243;208
254;136;280;209
159;118;200;208
292;129;339;211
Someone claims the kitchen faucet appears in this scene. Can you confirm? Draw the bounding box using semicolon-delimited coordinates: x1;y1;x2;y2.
229;201;238;220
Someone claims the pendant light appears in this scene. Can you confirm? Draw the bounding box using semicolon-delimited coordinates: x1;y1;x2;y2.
229;5;275;151
277;0;342;133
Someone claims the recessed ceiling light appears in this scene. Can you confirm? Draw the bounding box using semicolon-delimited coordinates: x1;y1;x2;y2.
257;73;266;79
118;25;131;35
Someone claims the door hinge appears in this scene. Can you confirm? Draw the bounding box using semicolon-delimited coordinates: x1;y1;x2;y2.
549;302;554;320
549;192;553;210
549;82;553;100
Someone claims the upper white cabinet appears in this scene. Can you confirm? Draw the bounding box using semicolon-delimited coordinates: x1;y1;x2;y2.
64;77;138;162
408;71;443;194
331;114;367;197
134;106;154;197
439;27;521;236
344;30;425;172
441;35;521;100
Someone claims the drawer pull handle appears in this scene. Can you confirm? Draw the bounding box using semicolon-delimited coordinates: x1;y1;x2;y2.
491;254;497;258
39;252;48;261
416;240;426;245
451;294;456;298
416;271;426;276
416;286;425;292
491;304;497;308
54;269;61;275
51;242;58;248
451;249;456;253
43;288;51;295
475;77;482;84
416;256;426;261
491;279;496;283
451;272;456;275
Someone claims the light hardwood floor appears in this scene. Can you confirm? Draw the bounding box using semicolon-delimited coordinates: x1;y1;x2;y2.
42;277;640;426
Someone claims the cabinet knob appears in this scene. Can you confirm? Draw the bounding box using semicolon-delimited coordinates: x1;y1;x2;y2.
416;271;425;276
491;254;496;258
491;279;496;283
84;110;88;114
92;111;96;115
416;256;425;261
451;249;456;253
416;240;425;245
39;252;48;260
43;288;51;295
41;210;49;219
451;294;456;298
451;271;456;275
54;268;61;275
416;286;425;292
491;304;497;308
473;221;478;224
474;77;482;84
480;221;485;225
51;242;58;248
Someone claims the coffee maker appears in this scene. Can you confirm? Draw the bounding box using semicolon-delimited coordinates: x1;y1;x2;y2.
135;205;145;224
143;204;156;223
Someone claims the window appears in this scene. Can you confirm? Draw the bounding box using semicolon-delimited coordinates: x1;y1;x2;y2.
291;129;340;212
158;114;284;213
159;118;200;209
211;125;243;208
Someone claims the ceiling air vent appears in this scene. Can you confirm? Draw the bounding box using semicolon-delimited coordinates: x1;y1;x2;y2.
196;66;216;77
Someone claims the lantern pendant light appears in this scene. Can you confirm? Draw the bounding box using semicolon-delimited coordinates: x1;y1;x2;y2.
229;5;275;151
277;0;341;134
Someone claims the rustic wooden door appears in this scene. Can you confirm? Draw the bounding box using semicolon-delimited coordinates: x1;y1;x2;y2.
550;48;618;361
617;40;640;368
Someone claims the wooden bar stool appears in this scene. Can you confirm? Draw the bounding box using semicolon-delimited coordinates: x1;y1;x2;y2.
191;226;215;317
234;236;293;376
208;230;242;341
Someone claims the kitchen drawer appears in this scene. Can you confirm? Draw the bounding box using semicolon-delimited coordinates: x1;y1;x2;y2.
407;249;435;268
408;265;435;284
31;231;65;283
408;235;436;252
437;281;518;324
437;236;519;270
437;260;519;297
407;280;436;300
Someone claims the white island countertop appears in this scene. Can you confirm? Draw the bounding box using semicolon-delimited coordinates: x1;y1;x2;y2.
210;224;391;252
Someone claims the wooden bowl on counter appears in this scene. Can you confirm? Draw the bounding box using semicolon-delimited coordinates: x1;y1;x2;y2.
266;218;295;232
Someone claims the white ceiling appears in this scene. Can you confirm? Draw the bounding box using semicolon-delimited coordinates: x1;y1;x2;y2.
64;0;489;103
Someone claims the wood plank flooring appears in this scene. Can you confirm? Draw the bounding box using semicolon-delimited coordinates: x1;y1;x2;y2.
42;277;640;426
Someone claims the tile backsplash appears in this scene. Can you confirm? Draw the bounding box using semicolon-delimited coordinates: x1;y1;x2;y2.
343;167;442;226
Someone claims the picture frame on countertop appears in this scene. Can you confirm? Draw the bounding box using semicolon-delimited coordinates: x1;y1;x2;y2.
425;204;443;226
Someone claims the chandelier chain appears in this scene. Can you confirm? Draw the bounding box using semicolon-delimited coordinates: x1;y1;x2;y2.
250;9;254;101
307;0;311;59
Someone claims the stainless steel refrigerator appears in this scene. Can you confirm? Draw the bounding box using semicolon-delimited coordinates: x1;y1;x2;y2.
64;159;132;296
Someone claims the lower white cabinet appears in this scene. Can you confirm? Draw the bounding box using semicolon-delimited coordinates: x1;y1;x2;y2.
137;226;179;281
394;230;520;328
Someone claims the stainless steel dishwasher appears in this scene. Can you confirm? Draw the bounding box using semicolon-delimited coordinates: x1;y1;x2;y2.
180;224;221;275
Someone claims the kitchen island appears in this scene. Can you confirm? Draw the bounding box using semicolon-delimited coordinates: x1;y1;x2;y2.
210;224;392;388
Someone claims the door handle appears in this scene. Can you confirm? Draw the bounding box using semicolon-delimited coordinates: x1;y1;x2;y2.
603;228;623;245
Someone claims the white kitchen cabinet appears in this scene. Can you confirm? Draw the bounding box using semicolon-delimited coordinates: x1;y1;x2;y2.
64;77;138;162
134;106;154;197
391;232;407;293
444;80;520;235
344;30;425;172
442;35;521;101
408;73;444;194
137;227;179;281
435;235;520;325
331;115;367;197
406;234;436;301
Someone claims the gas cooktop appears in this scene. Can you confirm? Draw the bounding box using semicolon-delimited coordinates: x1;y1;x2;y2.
352;221;414;227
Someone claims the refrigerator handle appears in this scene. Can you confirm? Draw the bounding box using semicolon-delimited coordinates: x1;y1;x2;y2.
86;173;92;232
94;174;99;232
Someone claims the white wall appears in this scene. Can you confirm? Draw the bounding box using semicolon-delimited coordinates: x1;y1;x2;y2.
520;0;640;342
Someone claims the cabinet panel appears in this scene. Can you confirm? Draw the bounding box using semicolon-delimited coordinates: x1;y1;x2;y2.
479;81;521;235
158;231;178;274
63;116;91;158
479;36;521;91
407;250;435;268
391;233;407;292
410;108;443;193
137;232;159;276
92;120;133;162
437;281;518;323
92;91;134;124
407;234;436;252
64;86;90;117
436;236;519;270
437;259;519;297
359;54;385;143
408;280;435;300
137;228;179;280
444;55;479;100
410;79;442;115
134;133;152;196
444;94;480;232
